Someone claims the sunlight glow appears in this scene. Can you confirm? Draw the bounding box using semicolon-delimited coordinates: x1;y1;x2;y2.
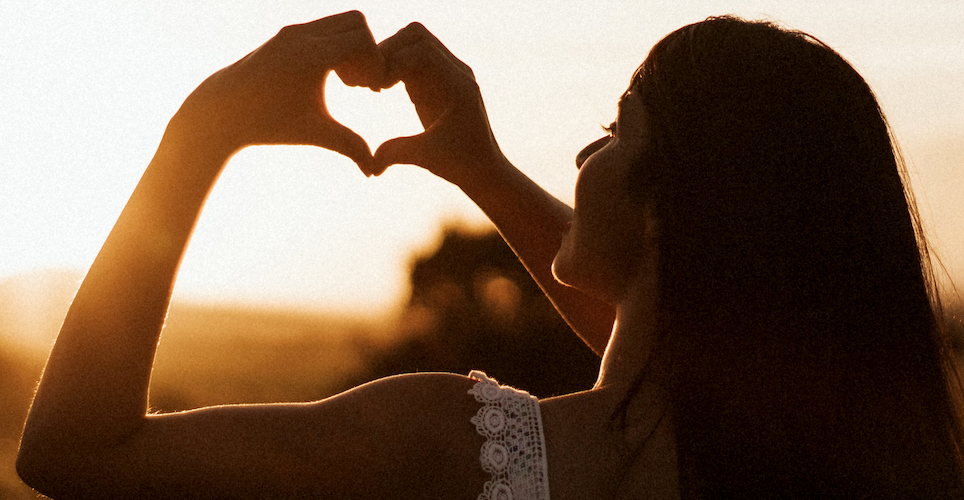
0;269;80;351
2;0;962;321
325;74;425;155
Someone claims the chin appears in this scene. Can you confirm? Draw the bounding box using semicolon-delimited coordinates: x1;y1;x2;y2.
553;234;621;300
552;233;585;281
552;252;602;298
550;252;573;287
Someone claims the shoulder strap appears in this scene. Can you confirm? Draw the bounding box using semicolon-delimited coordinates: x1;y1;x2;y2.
468;370;550;500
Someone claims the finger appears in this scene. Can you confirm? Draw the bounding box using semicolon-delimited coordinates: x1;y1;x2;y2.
318;13;386;87
379;22;474;85
317;28;381;71
282;12;382;81
376;22;429;83
334;44;387;89
383;40;484;132
380;23;442;85
288;10;369;37
371;134;428;175
367;26;425;91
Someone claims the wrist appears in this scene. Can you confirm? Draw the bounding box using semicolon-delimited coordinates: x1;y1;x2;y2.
164;105;242;165
445;150;513;193
166;75;258;163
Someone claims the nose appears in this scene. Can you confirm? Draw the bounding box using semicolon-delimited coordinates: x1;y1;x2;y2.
575;136;610;169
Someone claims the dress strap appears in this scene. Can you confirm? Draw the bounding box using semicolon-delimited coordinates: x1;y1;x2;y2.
468;370;550;500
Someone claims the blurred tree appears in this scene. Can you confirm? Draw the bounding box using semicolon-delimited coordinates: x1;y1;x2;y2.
354;225;600;398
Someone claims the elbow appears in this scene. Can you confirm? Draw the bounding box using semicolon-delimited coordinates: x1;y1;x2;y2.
15;446;39;486
17;445;98;499
16;442;53;494
18;414;149;497
17;420;51;485
16;433;82;498
18;422;145;498
16;439;63;496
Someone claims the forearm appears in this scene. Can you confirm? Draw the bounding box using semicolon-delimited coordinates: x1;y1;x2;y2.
19;115;229;456
459;158;614;355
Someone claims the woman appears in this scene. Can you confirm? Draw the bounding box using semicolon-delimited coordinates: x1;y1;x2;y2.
17;11;964;499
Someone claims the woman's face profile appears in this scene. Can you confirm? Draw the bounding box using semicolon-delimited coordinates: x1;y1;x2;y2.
553;90;653;302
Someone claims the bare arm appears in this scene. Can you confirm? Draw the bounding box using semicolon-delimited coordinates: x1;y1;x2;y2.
17;13;486;499
459;157;615;356
371;24;615;355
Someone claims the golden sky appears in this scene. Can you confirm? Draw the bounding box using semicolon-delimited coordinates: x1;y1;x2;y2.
2;0;962;314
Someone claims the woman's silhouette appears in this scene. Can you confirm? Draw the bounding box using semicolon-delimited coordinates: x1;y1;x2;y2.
17;11;964;499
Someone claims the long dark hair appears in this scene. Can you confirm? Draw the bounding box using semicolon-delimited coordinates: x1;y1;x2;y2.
628;16;964;498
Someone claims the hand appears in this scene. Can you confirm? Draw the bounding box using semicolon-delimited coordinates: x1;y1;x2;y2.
174;11;385;170
369;23;507;182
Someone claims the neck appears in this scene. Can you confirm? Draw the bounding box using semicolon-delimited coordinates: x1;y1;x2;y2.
595;251;660;391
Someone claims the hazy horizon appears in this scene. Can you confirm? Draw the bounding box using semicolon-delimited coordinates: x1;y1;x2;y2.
3;0;962;317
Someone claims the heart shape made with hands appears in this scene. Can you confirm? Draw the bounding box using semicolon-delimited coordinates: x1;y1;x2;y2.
325;74;424;164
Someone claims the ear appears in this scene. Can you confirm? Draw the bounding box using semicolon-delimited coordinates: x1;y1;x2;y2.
613;197;659;285
640;203;659;243
614;199;661;313
617;197;659;250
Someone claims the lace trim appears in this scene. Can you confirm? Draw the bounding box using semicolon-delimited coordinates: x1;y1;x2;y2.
468;370;550;500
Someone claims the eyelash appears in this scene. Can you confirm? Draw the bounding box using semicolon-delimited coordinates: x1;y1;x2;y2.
601;122;616;138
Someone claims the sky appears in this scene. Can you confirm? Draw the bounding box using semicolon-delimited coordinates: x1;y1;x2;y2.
2;0;962;315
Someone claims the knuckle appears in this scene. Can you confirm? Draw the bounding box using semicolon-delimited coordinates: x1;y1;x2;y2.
462;78;481;97
406;22;427;32
276;24;298;40
404;22;429;38
340;10;366;26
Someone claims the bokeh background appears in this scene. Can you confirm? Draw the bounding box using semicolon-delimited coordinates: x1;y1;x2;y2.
2;1;962;497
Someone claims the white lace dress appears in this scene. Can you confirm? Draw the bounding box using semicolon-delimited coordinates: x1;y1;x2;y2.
468;370;550;500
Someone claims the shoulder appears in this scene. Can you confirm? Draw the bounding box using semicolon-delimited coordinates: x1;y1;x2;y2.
539;384;679;500
221;372;493;498
320;371;481;413
304;372;489;487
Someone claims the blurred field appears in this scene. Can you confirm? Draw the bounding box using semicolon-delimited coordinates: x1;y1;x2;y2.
150;303;394;411
0;300;394;498
0;227;601;498
1;227;961;498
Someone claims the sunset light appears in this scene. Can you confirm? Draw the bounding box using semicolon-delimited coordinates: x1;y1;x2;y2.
3;1;962;319
3;1;964;498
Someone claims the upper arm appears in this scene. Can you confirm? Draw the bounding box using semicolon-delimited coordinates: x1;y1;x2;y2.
23;373;488;499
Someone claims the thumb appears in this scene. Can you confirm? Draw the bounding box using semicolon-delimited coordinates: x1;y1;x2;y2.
371;133;429;176
317;119;374;174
